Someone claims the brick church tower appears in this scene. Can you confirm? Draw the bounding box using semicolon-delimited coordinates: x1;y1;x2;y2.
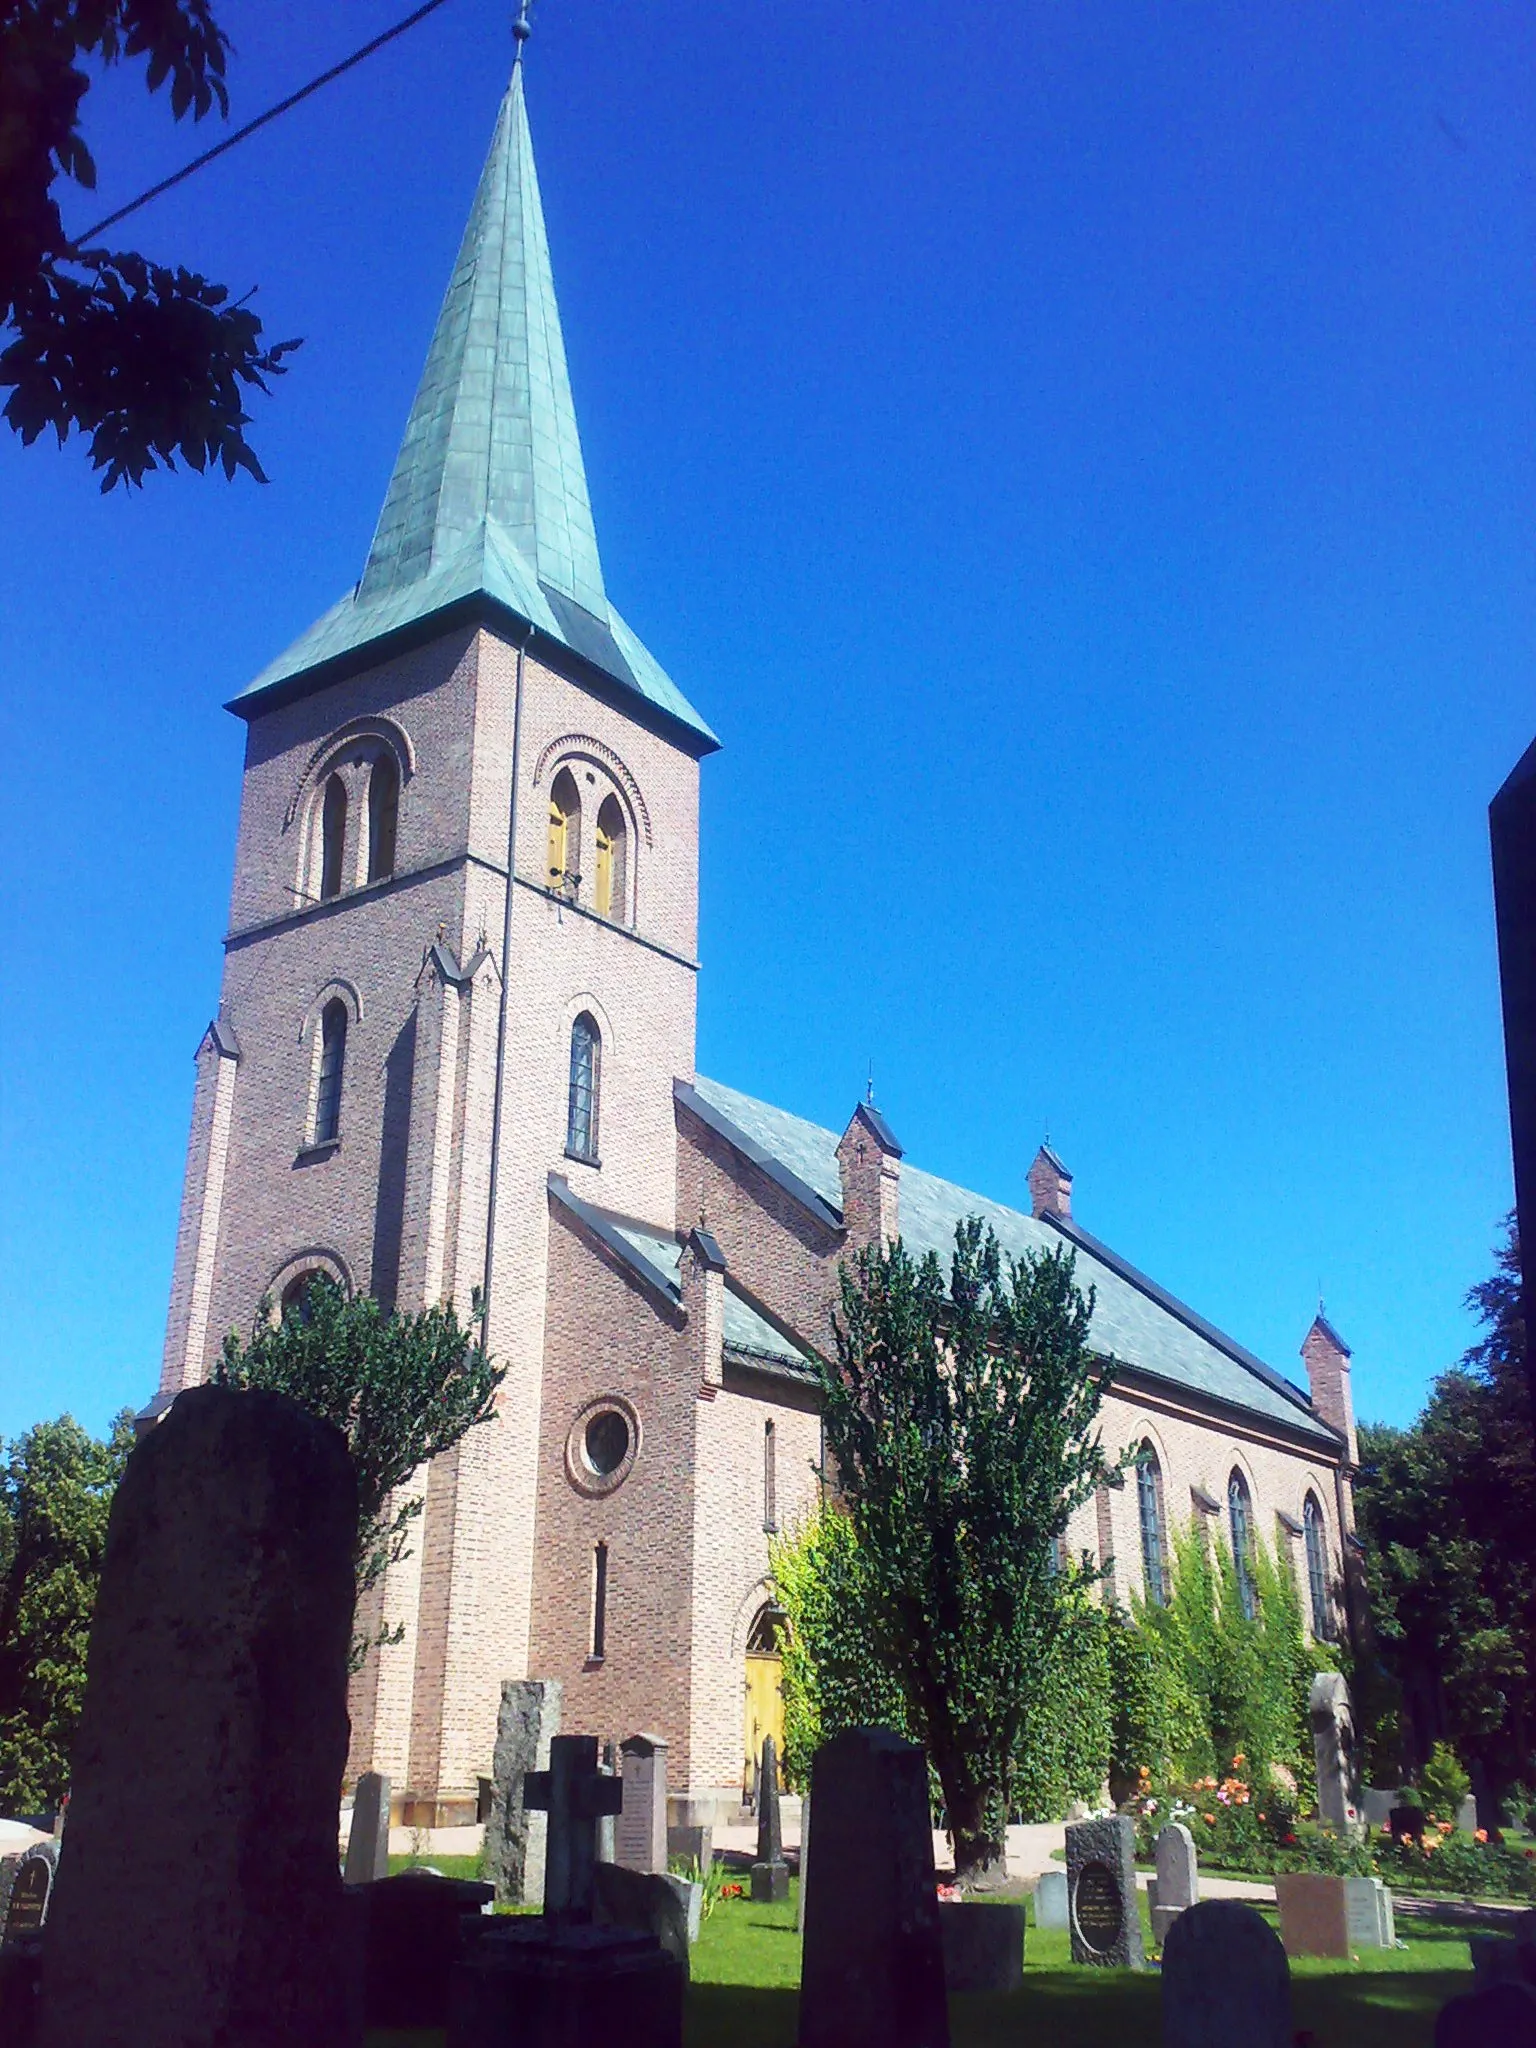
158;53;719;1806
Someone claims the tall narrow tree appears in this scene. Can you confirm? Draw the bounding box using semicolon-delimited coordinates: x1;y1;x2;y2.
816;1219;1115;1881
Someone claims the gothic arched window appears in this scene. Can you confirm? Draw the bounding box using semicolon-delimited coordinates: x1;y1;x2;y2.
1228;1467;1257;1620
1137;1443;1168;1606
548;768;581;895
314;1000;347;1144
594;793;627;922
367;754;399;883
320;774;347;900
1303;1492;1333;1640
566;1012;600;1163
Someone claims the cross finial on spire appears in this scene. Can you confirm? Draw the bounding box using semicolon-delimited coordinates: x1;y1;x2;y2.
866;1061;875;1107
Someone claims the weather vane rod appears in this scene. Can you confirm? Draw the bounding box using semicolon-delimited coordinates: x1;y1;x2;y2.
513;0;534;58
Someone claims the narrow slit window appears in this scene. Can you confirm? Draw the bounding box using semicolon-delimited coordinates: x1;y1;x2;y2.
320;774;347;900
591;1541;608;1661
1136;1443;1167;1606
566;1012;600;1162
1228;1467;1256;1621
367;754;399;883
763;1420;777;1533
1303;1493;1333;1640
314;1000;347;1144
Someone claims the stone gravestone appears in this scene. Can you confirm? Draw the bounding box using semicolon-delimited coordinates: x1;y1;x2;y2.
1309;1670;1356;1831
1389;1804;1426;1844
1150;1822;1198;1945
1066;1815;1144;1970
796;1787;811;1934
593;1865;701;1968
344;1770;391;1885
1457;1793;1479;1834
346;1869;495;2029
751;1734;790;1902
600;1741;618;1864
35;1386;357;2048
1161;1899;1292;2048
938;1900;1025;1993
798;1728;949;2048
1344;1875;1395;1949
2;1845;56;1945
1274;1872;1351;1959
1435;1980;1536;2048
484;1678;562;1905
448;1734;684;2048
615;1734;668;1875
1033;1868;1069;1930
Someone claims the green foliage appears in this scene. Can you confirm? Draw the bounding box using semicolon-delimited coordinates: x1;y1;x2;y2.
1419;1742;1471;1823
1354;1218;1536;1811
215;1279;503;1656
769;1501;907;1790
0;1410;135;1811
815;1220;1114;1875
1;0;298;487
1010;1572;1113;1822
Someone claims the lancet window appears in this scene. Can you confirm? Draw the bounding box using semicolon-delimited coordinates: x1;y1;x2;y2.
566;1013;600;1163
1228;1467;1257;1620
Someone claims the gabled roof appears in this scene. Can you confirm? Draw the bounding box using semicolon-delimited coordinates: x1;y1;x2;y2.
688;1075;1341;1449
229;63;717;755
1307;1312;1353;1359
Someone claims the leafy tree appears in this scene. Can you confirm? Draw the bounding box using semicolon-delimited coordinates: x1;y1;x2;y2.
2;0;298;487
215;1279;503;1660
1354;1218;1536;1826
816;1219;1115;1881
0;1410;135;1811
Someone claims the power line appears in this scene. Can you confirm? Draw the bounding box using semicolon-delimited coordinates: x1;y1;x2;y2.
72;0;460;248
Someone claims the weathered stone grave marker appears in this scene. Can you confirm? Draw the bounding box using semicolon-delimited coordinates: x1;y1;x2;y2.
798;1727;948;2048
35;1385;357;2048
2;1845;56;1944
1149;1821;1198;1945
1161;1898;1292;2048
1344;1874;1395;1949
599;1740;618;1864
528;1734;625;1919
484;1678;562;1905
1274;1871;1351;1959
1310;1670;1357;1831
1033;1868;1068;1930
796;1787;811;1934
615;1733;667;1875
1066;1815;1144;1969
1389;1804;1426;1845
344;1769;391;1885
751;1734;790;1902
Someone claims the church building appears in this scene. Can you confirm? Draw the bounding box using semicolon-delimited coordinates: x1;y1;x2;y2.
156;52;1359;1823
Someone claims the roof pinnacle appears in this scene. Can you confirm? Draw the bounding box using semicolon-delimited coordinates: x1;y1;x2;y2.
513;0;533;56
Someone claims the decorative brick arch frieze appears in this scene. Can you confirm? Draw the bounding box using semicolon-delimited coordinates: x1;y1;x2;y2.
729;1574;781;1661
284;716;416;832
261;1246;354;1324
531;733;653;846
562;989;615;1051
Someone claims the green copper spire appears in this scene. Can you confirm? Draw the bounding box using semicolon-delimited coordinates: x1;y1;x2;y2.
359;62;606;616
231;62;716;754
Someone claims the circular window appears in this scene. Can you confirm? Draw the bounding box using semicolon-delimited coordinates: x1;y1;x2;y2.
565;1397;640;1496
584;1409;631;1477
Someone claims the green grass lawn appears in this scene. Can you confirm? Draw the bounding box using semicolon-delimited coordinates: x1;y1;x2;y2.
368;1877;1476;2048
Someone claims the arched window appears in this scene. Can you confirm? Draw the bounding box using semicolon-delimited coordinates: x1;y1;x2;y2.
320;774;347;900
594;794;627;922
1228;1467;1256;1621
314;1000;347;1144
566;1012;600;1162
281;1269;329;1323
1137;1443;1168;1606
1303;1493;1333;1640
547;768;581;895
367;754;399;883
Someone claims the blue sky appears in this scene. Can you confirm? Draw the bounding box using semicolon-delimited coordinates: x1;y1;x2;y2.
1;1;1531;1442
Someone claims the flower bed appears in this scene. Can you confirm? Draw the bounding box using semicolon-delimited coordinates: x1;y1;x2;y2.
1130;1760;1536;1901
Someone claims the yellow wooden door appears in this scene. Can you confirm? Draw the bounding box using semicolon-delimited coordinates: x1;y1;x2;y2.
743;1652;785;1797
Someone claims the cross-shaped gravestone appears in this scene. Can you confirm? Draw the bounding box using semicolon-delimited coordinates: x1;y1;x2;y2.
524;1733;624;1923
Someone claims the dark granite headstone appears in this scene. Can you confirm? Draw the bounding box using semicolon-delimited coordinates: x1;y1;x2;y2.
1435;1979;1536;2048
449;1919;683;2048
615;1734;667;1875
938;1900;1024;1992
1389;1804;1426;1844
798;1727;949;2048
2;1847;56;1944
344;1869;494;2028
1161;1899;1292;2048
344;1769;390;1885
525;1735;624;1923
752;1734;790;1903
34;1386;357;2048
1066;1815;1144;1969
